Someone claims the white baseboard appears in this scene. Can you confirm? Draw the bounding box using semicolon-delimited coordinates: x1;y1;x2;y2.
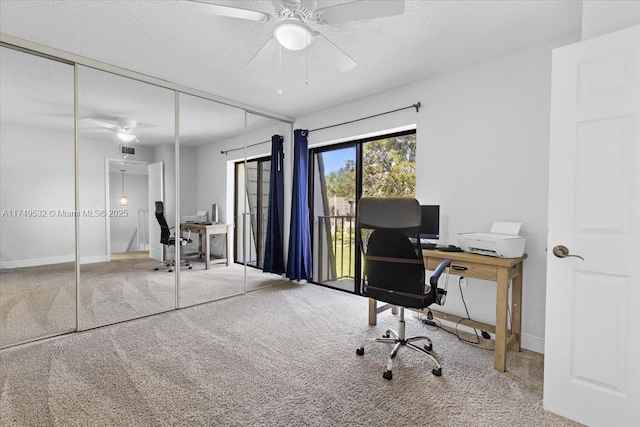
1;254;109;269
521;333;545;354
80;255;109;265
1;255;75;269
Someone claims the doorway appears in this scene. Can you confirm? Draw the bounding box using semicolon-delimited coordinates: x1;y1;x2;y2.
106;159;151;260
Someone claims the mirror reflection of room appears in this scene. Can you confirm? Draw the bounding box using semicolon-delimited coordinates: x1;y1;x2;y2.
0;43;294;349
77;66;176;330
0;46;76;347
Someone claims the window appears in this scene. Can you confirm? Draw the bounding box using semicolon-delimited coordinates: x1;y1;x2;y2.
309;130;416;292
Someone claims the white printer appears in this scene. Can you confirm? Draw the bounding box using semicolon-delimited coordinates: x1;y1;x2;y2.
182;210;208;223
457;221;525;258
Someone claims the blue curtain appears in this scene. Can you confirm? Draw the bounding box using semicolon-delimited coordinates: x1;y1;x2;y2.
263;135;285;274
286;129;312;281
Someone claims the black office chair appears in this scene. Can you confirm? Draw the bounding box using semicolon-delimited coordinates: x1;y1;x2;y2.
356;197;451;380
153;201;193;272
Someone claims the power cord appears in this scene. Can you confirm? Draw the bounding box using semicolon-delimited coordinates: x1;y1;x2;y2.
419;276;492;349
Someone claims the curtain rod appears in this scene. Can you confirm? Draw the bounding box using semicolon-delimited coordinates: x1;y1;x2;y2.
309;102;421;133
220;102;421;155
221;139;270;155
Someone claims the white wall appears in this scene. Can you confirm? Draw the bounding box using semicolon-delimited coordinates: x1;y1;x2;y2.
0;125;75;268
0;122;158;266
295;35;580;353
582;0;640;40
179;145;198;219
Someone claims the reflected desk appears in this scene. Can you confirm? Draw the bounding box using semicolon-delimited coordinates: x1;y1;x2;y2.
368;249;527;372
180;223;231;269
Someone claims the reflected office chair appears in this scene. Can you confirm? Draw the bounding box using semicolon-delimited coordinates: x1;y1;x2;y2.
356;197;451;380
153;201;193;272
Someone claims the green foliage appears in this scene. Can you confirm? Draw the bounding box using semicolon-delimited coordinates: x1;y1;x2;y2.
324;134;416;198
326;159;355;198
362;134;416;197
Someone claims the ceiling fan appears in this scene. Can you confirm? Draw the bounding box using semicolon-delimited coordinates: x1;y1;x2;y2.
80;117;140;143
184;0;406;71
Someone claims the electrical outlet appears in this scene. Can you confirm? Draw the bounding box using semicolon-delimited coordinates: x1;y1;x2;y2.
460;277;467;287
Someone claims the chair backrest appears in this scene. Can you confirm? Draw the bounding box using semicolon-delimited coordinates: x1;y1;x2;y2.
154;201;172;246
358;197;434;309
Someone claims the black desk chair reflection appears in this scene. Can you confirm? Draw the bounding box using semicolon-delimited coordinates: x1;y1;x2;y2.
356;197;451;380
154;201;193;272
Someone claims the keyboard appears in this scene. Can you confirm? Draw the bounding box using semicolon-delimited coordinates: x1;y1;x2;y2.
436;246;464;252
420;242;437;249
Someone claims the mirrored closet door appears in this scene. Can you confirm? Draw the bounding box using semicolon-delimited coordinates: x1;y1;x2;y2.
238;113;292;292
0;46;76;347
77;66;177;329
177;94;246;306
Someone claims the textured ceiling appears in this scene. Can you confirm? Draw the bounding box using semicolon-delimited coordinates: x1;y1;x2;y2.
0;0;582;119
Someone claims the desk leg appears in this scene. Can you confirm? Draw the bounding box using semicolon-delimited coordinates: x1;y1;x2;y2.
511;263;523;352
495;267;509;372
204;231;211;270
368;298;377;326
225;230;230;266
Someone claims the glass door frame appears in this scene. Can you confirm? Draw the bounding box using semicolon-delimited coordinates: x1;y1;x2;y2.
233;154;271;270
308;129;416;295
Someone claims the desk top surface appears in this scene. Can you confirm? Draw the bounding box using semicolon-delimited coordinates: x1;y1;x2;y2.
181;222;231;231
422;249;527;267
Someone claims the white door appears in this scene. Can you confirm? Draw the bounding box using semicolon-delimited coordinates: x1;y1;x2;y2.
148;161;164;261
544;25;640;426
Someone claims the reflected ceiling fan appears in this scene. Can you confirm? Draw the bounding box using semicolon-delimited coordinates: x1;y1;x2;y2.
184;0;406;71
80;117;140;143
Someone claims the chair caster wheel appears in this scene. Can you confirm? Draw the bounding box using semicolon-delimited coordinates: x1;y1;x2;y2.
356;347;364;356
154;267;159;271
432;368;442;377
383;370;393;380
168;269;173;272
188;266;193;269
424;343;433;352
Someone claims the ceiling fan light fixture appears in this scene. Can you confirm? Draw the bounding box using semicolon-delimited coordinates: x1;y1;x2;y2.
116;131;137;143
273;19;314;51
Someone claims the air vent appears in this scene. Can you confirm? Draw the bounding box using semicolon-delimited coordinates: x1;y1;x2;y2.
120;145;135;157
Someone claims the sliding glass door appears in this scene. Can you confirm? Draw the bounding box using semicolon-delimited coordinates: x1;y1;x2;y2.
310;131;416;293
234;156;270;269
311;144;357;292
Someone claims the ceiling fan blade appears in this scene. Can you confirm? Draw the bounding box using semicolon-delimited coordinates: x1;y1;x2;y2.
247;37;281;68
81;118;116;129
314;0;405;25
183;0;273;22
300;1;318;12
313;33;357;72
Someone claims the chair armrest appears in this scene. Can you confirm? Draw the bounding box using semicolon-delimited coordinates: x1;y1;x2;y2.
180;228;192;245
429;259;451;288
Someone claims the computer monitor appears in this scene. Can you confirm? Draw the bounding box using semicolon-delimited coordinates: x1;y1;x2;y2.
420;205;440;240
211;203;219;223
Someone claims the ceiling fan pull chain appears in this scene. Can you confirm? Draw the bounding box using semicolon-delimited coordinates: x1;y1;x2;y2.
277;44;283;94
305;31;309;85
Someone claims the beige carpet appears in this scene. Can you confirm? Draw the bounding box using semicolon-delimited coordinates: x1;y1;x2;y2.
0;253;286;347
0;282;580;427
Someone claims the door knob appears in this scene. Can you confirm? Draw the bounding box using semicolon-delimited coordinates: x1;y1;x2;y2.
552;245;584;260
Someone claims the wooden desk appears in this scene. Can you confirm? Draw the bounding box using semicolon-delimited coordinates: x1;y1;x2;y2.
180;223;231;269
368;249;527;372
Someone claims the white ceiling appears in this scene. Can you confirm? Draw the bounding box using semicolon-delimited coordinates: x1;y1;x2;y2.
0;0;583;120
